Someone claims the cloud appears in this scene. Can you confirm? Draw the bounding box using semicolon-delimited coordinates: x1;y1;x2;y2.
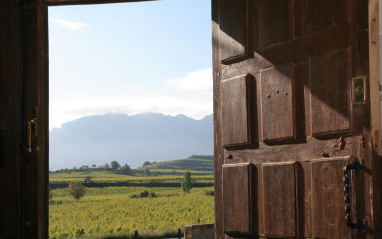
49;96;212;129
164;68;212;92
53;18;91;31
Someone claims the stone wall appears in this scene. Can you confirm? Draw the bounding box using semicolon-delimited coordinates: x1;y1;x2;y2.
184;223;214;239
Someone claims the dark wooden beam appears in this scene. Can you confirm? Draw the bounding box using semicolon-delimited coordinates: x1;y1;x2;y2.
45;0;158;6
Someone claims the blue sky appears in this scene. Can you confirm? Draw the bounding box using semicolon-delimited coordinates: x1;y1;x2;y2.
48;0;212;129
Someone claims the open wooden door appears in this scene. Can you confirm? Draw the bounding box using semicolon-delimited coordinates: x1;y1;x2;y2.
213;0;382;238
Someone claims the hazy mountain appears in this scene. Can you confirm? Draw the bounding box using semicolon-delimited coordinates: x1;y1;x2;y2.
49;113;213;170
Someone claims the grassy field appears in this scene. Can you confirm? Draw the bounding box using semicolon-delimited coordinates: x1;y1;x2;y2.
49;172;215;239
140;156;213;172
49;171;214;184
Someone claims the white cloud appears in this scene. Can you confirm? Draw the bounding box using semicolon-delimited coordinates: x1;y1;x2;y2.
164;68;212;92
53;18;91;31
49;96;212;129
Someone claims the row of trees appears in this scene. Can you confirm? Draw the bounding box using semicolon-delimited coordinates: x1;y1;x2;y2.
63;170;194;202
51;160;161;176
51;160;133;175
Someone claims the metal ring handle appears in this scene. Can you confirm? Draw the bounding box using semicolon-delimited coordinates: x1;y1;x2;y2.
343;160;366;231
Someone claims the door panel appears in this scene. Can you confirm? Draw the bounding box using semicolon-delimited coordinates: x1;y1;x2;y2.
260;63;295;142
222;163;257;236
214;0;372;237
219;0;247;61
221;75;255;148
308;0;349;33
310;48;351;136
259;0;291;47
262;162;296;237
311;158;352;238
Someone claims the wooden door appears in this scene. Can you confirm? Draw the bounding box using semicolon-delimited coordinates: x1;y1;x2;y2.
213;0;382;238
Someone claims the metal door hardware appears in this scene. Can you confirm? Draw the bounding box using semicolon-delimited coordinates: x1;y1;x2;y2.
27;107;38;153
339;136;346;150
343;160;366;231
360;134;366;148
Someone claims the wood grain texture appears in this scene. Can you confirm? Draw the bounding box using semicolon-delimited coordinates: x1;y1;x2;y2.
221;75;253;148
219;0;247;61
311;157;352;238
308;0;348;33
260;63;295;142
368;0;382;235
262;162;296;237
294;0;309;38
216;0;374;237
225;137;357;165
221;26;351;80
310;48;351;136
21;0;50;237
0;0;23;237
299;161;312;238
308;0;333;32
259;0;291;47
222;163;257;236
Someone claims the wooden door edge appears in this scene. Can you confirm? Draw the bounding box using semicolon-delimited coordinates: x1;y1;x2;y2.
369;0;381;154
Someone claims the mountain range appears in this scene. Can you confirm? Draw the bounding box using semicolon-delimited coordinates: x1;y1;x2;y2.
49;113;213;170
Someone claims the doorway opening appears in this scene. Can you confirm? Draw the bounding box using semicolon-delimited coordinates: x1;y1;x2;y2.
47;1;214;238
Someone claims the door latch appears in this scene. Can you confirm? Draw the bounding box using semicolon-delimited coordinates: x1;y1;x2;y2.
27;107;38;153
343;160;366;231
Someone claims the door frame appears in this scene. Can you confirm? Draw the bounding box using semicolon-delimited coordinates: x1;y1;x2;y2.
22;0;382;237
368;0;382;236
25;0;159;237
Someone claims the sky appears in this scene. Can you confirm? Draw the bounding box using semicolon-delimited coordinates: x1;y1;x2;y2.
48;0;212;130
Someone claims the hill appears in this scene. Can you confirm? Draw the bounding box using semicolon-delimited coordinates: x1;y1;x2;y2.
142;155;214;171
49;113;213;170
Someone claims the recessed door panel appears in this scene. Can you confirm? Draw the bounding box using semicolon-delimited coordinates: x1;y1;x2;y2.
308;0;348;33
259;0;291;47
310;48;350;136
220;0;247;61
261;63;295;142
221;75;254;148
311;157;352;238
262;162;296;237
223;163;257;236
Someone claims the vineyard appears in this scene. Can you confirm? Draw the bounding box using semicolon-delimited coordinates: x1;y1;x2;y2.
50;171;214;184
49;173;215;239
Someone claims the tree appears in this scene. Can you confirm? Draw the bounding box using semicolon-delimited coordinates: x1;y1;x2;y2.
111;161;121;171
84;176;92;184
143;161;152;167
67;181;87;202
144;168;150;176
181;171;193;193
120;163;132;175
104;163;110;170
80;165;89;172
